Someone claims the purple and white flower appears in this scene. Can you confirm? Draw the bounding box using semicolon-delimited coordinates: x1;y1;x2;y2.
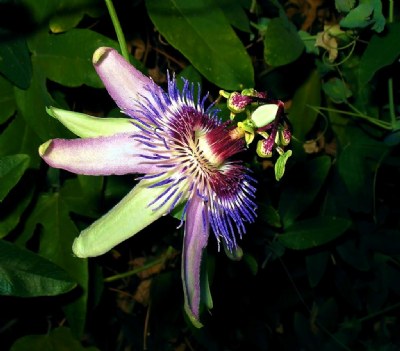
39;47;257;326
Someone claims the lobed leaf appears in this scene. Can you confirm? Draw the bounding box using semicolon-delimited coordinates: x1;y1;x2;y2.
146;0;254;90
0;240;76;297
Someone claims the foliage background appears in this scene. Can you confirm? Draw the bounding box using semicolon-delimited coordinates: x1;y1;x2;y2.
1;0;400;350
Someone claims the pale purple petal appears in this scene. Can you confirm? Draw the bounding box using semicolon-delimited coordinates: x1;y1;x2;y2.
182;193;209;327
93;47;165;123
39;133;160;176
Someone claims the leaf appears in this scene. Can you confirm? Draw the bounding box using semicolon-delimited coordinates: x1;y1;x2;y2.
306;251;330;287
339;0;385;33
0;240;76;297
0;113;42;168
322;77;352;103
0;154;30;202
358;22;400;87
279;216;351;250
0;75;16;124
21;193;88;337
146;0;254;90
298;30;319;55
0;37;32;89
335;0;356;12
336;239;370;271
263;17;304;67
28;29;123;88
287;70;321;142
336;127;388;212
14;66;73;142
10;327;99;351
0;182;35;239
215;0;251;33
49;0;104;33
279;156;331;227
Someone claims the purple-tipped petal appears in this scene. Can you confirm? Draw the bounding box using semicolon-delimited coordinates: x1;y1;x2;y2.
39;133;160;176
93;47;165;123
182;193;210;327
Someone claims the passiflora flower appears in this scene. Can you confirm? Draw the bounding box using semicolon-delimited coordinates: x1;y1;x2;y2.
38;47;257;326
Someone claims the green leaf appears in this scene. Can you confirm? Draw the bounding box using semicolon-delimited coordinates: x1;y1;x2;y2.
336;127;388;212
0;154;30;202
287;70;321;142
14;66;73;142
146;0;254;90
215;0;251;33
0;186;34;239
274;149;292;181
21;193;88;337
279;156;331;227
263;17;304;67
306;251;330;287
0;37;32;89
339;0;385;33
10;327;99;351
0;113;42;168
322;77;352;103
28;29;122;88
358;22;400;87
336;239;370;271
0;240;76;297
298;30;319;55
335;0;356;12
48;0;104;33
279;216;351;250
0;75;16;124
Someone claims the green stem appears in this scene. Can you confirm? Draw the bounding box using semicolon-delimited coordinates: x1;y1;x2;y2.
104;0;130;63
104;257;164;282
358;302;400;323
387;0;396;127
309;105;392;130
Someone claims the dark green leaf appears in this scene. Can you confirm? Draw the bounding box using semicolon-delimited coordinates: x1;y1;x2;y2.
22;193;88;337
49;0;104;33
0;75;16;124
215;0;251;33
263;17;304;67
335;0;356;12
0;240;76;297
10;327;99;351
0;113;42;168
339;0;385;33
322;77;352;103
287;70;321;142
14;66;73;142
0;154;30;202
306;251;330;287
279;156;331;227
0;37;32;89
258;203;281;228
279;216;351;250
358;22;400;87
28;29;124;88
146;0;254;89
337;239;370;271
0;184;34;239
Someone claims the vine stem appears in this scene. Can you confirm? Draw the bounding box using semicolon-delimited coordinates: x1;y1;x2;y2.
388;0;396;127
104;0;130;63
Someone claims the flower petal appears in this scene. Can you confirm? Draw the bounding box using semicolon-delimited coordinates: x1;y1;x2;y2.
46;106;138;138
72;180;169;257
182;193;210;328
93;47;165;123
39;133;160;175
